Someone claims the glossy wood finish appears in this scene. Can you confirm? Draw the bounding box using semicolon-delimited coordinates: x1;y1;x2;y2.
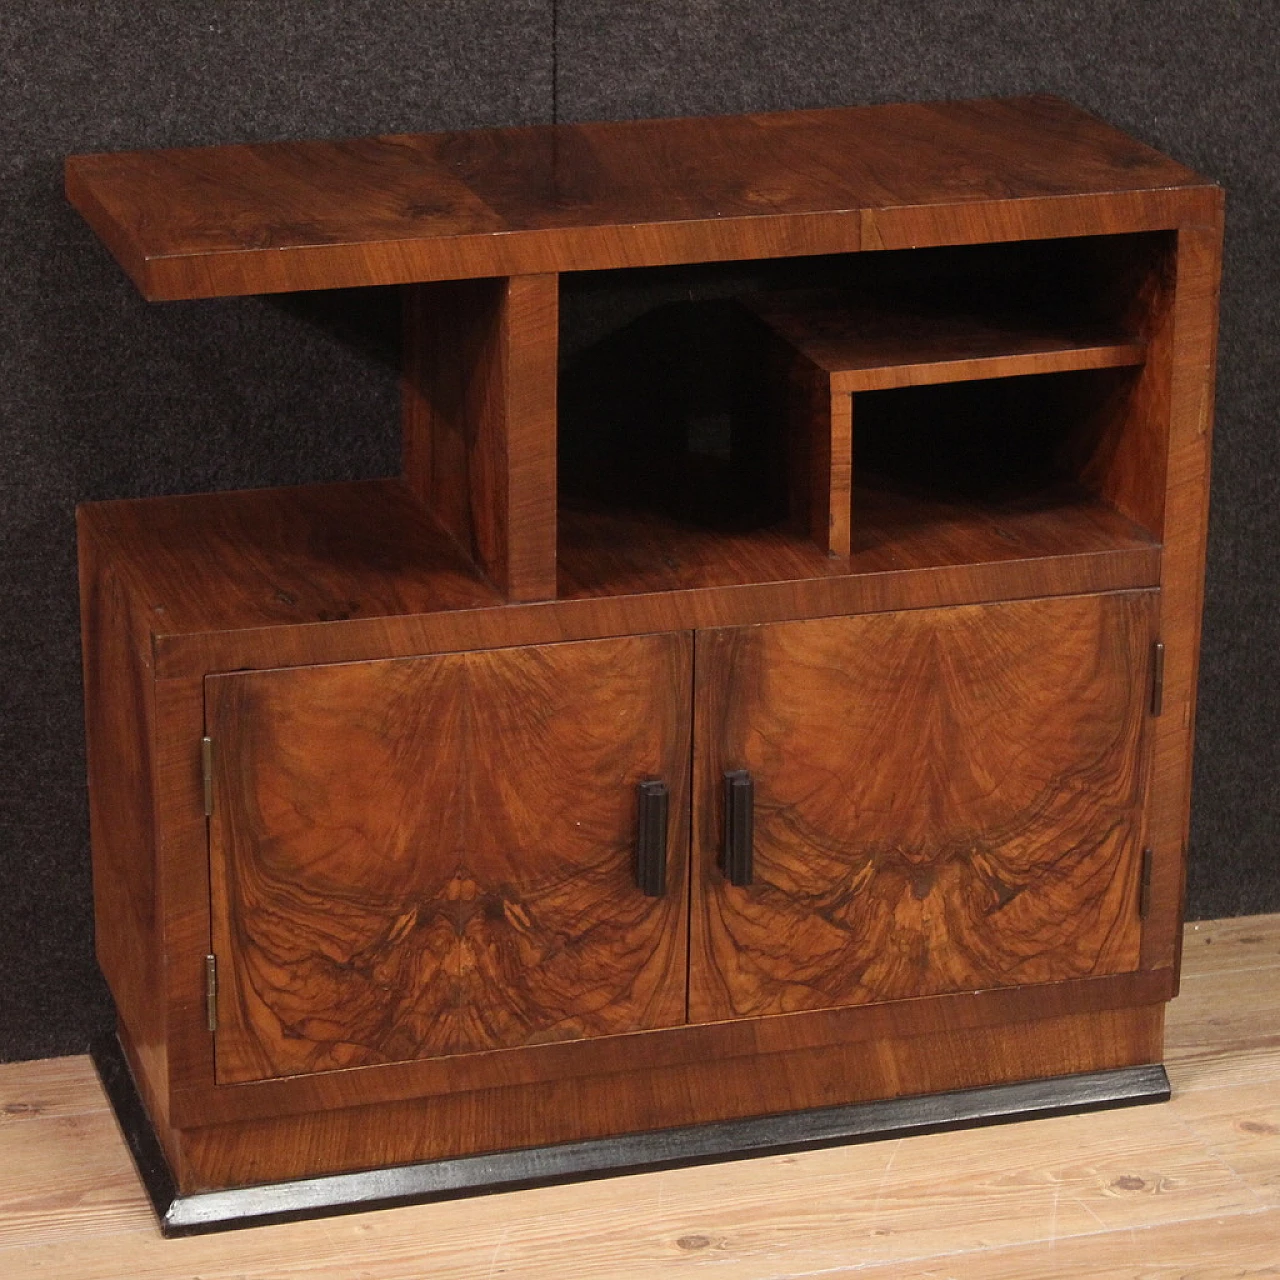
75;527;170;1137
207;633;691;1084
77;476;1159;679
77;479;502;639
1142;225;1223;976
403;275;558;601
691;593;1157;1021
68;98;1221;1207
64;96;1212;300
745;286;1152;558
1059;233;1176;537
148;674;219;1140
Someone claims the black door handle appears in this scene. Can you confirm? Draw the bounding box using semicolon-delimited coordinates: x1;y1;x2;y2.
722;769;754;887
635;780;669;897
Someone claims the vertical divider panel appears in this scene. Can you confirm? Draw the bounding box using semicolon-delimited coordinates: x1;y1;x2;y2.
778;346;851;559
826;387;854;558
403;274;559;602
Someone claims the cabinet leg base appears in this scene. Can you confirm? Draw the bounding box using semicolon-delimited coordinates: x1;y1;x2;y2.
92;1034;1170;1237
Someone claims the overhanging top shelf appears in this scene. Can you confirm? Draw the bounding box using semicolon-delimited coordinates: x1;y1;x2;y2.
64;95;1216;301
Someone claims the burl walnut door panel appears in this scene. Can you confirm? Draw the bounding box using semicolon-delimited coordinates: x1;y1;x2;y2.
691;591;1157;1022
206;632;691;1085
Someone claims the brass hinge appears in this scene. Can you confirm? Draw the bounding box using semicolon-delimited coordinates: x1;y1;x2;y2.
201;736;214;817
205;954;218;1033
1139;848;1154;920
1150;642;1165;716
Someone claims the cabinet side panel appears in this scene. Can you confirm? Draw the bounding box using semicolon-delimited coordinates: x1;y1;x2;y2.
403;278;494;561
154;676;218;1126
502;273;559;600
692;593;1157;1022
1142;217;1224;974
78;515;165;1090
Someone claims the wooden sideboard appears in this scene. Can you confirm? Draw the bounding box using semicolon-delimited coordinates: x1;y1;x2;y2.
66;95;1222;1234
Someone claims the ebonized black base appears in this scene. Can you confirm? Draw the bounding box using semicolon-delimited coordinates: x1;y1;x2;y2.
91;1034;1171;1237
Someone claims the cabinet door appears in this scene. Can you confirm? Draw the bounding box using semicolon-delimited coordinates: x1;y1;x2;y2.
207;633;691;1085
691;592;1156;1022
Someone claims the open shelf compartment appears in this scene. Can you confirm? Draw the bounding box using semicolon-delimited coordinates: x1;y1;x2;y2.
556;231;1173;597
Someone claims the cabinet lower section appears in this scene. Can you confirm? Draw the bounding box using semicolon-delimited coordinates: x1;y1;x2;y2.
201;594;1157;1091
98;990;1169;1233
82;576;1173;1217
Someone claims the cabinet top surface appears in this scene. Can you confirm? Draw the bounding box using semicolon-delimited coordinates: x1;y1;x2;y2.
65;95;1216;300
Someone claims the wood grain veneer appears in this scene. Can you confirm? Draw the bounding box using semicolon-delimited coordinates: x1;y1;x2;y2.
65;96;1212;300
1142;224;1223;976
168;968;1173;1130
403;275;558;601
78;476;1161;679
76;528;175;1165
175;1004;1165;1189
207;633;691;1084
691;592;1157;1021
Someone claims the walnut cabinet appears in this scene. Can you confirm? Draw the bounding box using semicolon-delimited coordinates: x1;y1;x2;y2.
66;96;1222;1230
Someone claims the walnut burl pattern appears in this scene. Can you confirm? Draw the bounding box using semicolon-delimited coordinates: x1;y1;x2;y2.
692;592;1157;1021
207;633;691;1085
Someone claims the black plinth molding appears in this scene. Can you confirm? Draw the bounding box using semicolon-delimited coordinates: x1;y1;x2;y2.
91;1034;1171;1238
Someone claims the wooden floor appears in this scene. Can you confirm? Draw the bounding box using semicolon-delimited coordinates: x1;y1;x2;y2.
3;917;1278;1279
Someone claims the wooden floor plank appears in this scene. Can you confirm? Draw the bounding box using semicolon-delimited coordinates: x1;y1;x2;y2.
1166;965;1280;1092
0;1056;108;1123
822;1208;1280;1279
0;1110;154;1248
1181;913;1280;976
0;1103;1263;1279
1172;1079;1280;1206
0;915;1275;1278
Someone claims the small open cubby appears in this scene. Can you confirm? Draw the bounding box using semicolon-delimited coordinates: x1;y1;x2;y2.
556;231;1173;600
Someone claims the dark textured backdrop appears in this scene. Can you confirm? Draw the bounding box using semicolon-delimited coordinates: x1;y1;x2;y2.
1;1;1275;1062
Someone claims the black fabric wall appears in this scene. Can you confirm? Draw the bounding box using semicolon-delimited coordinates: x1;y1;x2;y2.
1;2;1275;1062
